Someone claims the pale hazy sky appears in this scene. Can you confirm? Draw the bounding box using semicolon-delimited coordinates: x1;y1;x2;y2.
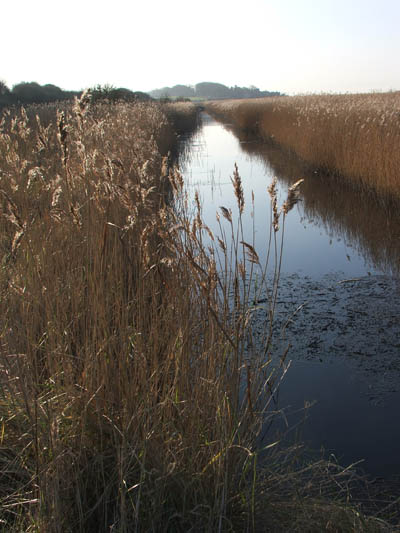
2;0;399;95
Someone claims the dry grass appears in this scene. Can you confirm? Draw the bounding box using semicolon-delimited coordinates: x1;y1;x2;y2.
0;94;395;531
205;92;400;198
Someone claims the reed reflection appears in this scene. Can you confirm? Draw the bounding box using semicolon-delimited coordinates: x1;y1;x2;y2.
229;125;400;276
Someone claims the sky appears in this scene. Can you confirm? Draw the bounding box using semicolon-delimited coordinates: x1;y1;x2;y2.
2;0;400;95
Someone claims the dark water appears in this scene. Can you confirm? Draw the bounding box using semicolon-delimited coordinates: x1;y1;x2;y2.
179;114;400;481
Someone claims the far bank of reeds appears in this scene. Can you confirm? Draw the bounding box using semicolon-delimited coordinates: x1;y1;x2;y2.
164;101;200;136
0;95;393;531
205;92;400;199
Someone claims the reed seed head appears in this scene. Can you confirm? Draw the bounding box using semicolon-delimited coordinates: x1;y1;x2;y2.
282;178;304;215
231;163;245;214
220;206;232;223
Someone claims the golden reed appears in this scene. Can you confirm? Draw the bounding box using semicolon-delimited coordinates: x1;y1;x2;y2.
206;92;400;198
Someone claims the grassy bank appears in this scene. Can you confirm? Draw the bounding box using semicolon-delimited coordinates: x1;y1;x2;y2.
0;95;394;531
205;92;400;198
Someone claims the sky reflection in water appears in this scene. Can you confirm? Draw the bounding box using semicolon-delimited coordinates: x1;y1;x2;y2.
180;115;400;480
181;115;400;279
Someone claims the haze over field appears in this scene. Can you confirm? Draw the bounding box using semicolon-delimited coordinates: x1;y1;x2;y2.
2;0;400;95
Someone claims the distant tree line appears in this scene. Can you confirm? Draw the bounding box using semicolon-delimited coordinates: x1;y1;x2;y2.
0;81;152;110
87;85;153;104
149;82;283;100
0;81;80;109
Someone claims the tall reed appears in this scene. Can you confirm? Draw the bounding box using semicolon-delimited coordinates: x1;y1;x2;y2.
0;95;392;531
0;93;279;531
205;92;400;198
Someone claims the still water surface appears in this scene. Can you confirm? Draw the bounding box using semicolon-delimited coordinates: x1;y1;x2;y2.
180;114;400;480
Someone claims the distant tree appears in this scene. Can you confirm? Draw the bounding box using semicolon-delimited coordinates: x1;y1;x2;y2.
109;88;134;101
169;85;195;98
42;84;64;100
195;82;230;99
89;85;153;103
149;85;194;100
0;81;81;110
0;80;14;110
259;89;283;97
11;81;78;105
231;85;242;98
89;84;114;102
12;82;47;103
149;87;171;98
0;80;10;95
148;82;284;101
130;91;153;102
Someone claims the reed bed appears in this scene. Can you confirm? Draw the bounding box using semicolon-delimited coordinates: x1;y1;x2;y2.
163;101;200;136
205;92;400;198
0;95;393;531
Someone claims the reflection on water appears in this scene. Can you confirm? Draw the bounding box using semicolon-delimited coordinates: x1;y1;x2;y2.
180;114;398;278
231;125;400;277
179;114;400;482
275;359;400;478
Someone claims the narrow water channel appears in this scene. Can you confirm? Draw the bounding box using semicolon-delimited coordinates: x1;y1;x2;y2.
179;113;400;481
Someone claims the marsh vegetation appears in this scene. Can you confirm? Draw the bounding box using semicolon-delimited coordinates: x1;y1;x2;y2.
205;92;400;199
0;94;396;531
